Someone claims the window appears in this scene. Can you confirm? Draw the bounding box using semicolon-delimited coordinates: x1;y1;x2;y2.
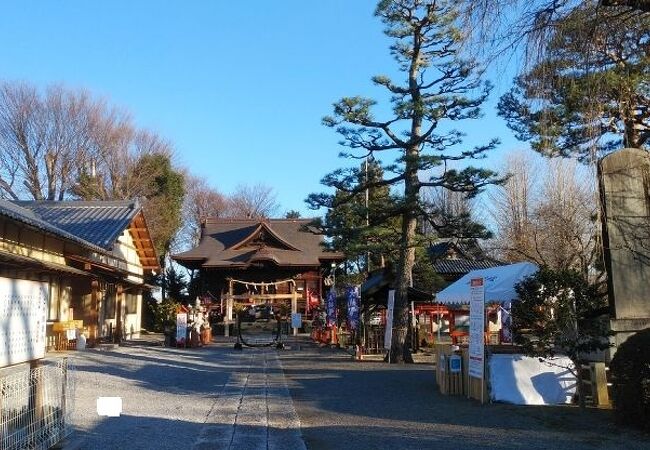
125;293;138;314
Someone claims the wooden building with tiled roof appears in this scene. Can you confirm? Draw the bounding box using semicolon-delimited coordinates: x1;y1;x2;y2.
1;199;158;360
172;218;343;335
429;238;502;284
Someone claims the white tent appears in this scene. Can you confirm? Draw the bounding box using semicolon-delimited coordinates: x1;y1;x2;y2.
435;262;539;305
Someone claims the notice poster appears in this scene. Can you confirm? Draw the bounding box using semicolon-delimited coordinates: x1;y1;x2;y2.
346;286;360;330
176;313;187;344
384;289;395;350
469;278;485;379
326;289;337;327
291;312;302;329
0;277;48;367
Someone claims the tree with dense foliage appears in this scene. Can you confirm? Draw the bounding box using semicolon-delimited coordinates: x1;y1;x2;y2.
497;4;649;162
308;0;502;362
513;267;610;406
313;158;399;280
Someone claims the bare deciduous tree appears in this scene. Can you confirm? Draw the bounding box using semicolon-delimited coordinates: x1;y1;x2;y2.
489;151;598;277
0;82;100;200
229;183;279;219
175;175;230;250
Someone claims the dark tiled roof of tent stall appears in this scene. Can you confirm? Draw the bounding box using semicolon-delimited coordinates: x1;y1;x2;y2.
15;200;139;250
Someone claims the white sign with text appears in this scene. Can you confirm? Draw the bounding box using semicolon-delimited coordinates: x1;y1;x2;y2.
469;278;485;379
0;277;48;367
176;312;187;344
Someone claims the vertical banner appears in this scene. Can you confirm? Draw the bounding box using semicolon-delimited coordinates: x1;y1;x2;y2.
326;288;337;327
469;278;485;379
384;289;395;350
346;286;360;330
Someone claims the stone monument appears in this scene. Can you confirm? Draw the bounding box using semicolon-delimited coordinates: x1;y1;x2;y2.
599;148;650;356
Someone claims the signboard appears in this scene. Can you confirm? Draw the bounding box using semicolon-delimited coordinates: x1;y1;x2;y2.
176;312;187;344
384;289;395;350
52;320;83;332
346;286;360;330
449;354;462;373
291;312;302;329
469;278;485;379
0;277;48;367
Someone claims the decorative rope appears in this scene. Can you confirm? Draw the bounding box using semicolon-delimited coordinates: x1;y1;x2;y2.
227;277;296;288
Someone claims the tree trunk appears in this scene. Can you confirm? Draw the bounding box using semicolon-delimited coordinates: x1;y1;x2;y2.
389;144;420;363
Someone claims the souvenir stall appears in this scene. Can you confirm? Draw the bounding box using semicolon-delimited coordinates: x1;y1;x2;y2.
433;262;577;405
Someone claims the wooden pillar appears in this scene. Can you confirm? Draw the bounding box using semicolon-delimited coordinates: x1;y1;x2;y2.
90;280;99;341
114;284;123;344
28;360;43;428
291;281;298;336
591;362;610;407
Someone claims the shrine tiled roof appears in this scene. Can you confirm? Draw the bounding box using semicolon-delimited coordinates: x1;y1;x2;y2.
172;218;343;269
429;239;502;275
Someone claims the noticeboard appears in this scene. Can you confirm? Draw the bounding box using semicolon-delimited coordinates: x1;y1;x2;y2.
469;277;485;379
0;277;48;367
176;313;187;344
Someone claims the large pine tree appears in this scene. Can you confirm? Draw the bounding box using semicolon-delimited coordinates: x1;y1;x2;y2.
309;0;502;363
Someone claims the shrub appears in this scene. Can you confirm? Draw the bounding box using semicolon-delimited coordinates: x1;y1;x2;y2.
610;327;650;431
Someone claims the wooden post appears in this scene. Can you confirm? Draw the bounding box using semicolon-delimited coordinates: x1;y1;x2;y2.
291;281;298;336
29;360;44;432
115;284;123;344
90;280;99;342
61;358;68;423
591;362;610;407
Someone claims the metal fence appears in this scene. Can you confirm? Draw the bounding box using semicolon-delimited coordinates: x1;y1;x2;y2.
0;358;75;450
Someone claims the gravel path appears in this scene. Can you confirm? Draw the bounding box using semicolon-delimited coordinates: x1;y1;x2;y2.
68;343;305;450
63;338;650;450
279;340;650;450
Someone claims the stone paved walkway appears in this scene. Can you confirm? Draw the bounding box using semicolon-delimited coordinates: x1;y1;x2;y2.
193;348;306;450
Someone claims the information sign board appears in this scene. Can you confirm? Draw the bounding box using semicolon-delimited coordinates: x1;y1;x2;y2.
469;277;485;379
176;312;187;344
0;277;48;367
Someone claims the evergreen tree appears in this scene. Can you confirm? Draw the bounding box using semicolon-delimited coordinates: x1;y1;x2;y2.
308;0;502;362
498;4;650;162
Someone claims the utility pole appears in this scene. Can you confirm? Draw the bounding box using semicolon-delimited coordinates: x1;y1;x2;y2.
365;157;370;274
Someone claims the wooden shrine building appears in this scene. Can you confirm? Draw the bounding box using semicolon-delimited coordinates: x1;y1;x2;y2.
172;218;343;335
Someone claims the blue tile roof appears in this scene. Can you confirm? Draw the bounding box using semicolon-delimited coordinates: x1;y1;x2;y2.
15;200;139;250
0;198;107;253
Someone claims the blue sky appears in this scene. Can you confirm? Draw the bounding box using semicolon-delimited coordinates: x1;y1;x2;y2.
0;1;525;217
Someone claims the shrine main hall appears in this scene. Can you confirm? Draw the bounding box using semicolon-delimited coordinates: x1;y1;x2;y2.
172;218;343;335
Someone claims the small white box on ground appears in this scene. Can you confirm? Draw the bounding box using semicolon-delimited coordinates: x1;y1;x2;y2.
97;397;122;417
